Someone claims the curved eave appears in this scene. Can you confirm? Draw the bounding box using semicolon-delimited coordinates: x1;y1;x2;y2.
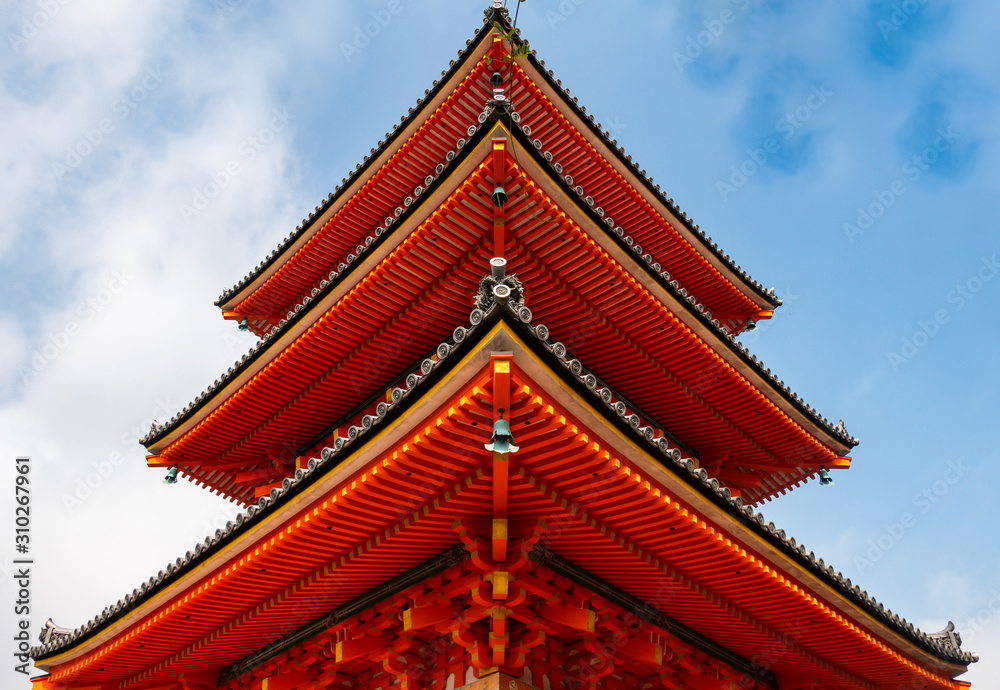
518;46;780;312
146;121;854;507
497;54;769;329
143;113;501;453
214;17;496;314
220;12;777;334
500;121;855;456
34;311;499;672
500;314;970;673
34;315;972;685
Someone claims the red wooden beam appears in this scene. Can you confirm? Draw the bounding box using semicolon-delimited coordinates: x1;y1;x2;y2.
261;671;315;690
491;353;513;564
403;603;460;631
335;633;391;663
617;637;663;666
492;518;508;570
535;602;596;633
492;138;507;258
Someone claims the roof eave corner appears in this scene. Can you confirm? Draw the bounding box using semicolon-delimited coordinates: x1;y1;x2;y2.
517;50;780;313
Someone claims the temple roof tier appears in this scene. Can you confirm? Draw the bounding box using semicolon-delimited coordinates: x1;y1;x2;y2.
33;306;972;690
144;118;854;505
217;8;779;339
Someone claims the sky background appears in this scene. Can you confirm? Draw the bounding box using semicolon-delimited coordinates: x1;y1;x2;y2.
1;0;997;687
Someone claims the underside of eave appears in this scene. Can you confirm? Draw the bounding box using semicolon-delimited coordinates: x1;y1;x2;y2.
219;17;778;337
33;318;971;687
34;320;507;673
145;126;854;507
213;17;497;314
497;124;856;458
142;111;504;453
517;49;781;313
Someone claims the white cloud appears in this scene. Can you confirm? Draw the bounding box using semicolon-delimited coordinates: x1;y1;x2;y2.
0;316;28;394
0;4;313;685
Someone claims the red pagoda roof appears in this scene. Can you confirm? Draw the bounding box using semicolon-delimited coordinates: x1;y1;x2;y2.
143;117;855;506
30;8;975;690
216;9;778;339
34;310;973;690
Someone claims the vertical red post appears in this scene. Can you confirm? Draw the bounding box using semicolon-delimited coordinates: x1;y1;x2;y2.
492;138;507;259
491;30;504;64
491;352;512;564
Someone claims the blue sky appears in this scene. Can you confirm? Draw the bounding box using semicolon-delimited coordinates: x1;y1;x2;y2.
1;1;997;686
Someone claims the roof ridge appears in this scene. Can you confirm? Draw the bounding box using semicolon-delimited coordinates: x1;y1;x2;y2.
523;51;780;307
143;104;496;447
34;303;494;661
502;118;856;447
502;303;973;665
215;13;502;308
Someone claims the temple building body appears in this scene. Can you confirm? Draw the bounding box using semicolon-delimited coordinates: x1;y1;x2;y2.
31;7;975;690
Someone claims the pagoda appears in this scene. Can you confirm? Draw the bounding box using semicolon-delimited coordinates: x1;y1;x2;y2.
30;6;976;690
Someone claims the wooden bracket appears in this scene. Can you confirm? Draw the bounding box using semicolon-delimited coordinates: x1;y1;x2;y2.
260;670;316;690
